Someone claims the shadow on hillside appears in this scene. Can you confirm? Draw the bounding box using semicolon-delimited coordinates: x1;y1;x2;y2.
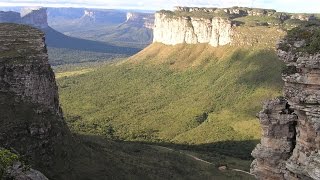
233;49;284;88
59;134;257;180
79;134;259;161
43;27;141;55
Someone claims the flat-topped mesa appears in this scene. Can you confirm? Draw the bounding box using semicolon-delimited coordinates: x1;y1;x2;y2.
153;11;233;47
251;25;320;179
153;7;317;47
174;6;315;21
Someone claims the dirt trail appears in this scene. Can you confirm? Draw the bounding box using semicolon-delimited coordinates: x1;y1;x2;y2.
151;145;254;176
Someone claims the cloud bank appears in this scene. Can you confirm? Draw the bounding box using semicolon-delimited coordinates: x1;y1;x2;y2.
0;0;319;13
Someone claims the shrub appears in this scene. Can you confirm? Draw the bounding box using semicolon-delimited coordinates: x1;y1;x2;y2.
0;149;19;178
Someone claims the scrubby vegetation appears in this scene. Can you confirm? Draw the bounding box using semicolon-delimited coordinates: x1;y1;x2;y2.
279;24;320;54
0;149;19;178
159;8;320;29
159;9;230;19
57;42;284;164
48;47;126;66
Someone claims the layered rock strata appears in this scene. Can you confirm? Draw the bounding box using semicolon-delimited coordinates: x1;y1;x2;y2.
251;26;320;179
153;12;233;47
0;23;72;177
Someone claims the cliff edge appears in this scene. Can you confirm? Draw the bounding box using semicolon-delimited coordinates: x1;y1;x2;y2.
153;11;233;47
251;25;320;179
0;23;73;178
153;7;317;47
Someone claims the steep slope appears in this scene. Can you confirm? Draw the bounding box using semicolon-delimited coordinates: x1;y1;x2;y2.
57;24;286;164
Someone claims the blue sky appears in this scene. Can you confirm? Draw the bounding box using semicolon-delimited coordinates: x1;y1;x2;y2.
0;0;319;13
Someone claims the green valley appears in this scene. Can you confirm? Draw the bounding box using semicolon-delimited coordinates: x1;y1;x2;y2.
57;26;285;171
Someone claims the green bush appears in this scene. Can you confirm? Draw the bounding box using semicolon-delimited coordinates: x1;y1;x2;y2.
285;25;320;54
0;149;19;178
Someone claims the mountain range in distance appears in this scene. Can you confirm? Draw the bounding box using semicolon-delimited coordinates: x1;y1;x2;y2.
0;6;155;65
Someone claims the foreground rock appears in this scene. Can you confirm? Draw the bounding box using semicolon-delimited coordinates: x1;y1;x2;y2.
251;25;320;179
3;162;48;180
0;23;73;178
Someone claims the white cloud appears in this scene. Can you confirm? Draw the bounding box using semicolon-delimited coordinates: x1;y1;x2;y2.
0;0;319;12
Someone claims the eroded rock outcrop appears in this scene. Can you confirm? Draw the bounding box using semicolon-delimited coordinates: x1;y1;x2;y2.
0;23;73;178
4;162;49;180
251;25;320;179
153;12;233;46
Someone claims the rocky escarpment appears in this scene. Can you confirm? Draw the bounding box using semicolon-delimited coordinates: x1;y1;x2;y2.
21;7;48;29
0;23;73;178
153;7;318;47
251;26;320;179
153;12;233;47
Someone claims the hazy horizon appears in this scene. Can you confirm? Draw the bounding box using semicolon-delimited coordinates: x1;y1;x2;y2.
0;0;319;13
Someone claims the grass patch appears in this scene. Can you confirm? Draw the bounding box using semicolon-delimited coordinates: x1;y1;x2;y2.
55;68;93;79
0;149;19;178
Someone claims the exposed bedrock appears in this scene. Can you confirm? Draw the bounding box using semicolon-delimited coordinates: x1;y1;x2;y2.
153;12;233;47
251;26;320;179
0;23;73;178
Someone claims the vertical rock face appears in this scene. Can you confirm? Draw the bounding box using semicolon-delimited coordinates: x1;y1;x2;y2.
0;23;72;176
251;98;298;179
0;23;60;115
0;11;21;23
153;12;233;47
251;26;320;179
21;7;48;29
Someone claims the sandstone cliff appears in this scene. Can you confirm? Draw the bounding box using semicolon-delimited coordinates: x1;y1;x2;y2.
251;26;320;179
0;23;73;178
153;12;233;47
153;7;317;47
